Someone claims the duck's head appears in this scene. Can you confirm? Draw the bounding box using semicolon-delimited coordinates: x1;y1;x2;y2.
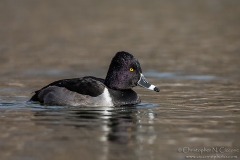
105;51;160;92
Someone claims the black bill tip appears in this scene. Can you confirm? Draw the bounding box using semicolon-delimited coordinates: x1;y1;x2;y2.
154;87;160;92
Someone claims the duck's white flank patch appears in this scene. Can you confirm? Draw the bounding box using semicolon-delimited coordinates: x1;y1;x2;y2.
148;84;156;90
101;88;113;106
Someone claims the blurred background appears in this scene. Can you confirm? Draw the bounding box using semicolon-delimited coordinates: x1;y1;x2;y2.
1;0;240;84
0;1;240;160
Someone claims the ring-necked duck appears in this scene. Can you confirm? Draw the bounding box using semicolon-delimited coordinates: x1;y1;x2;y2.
30;51;159;106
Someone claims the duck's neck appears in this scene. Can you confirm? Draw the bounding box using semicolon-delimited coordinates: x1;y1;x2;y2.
104;75;114;89
104;68;121;89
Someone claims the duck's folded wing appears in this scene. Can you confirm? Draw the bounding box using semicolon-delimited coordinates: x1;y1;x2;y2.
30;76;105;102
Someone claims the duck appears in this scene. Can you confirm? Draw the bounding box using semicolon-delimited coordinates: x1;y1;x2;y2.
30;51;160;106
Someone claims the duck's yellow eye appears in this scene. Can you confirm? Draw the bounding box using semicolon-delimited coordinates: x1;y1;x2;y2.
129;68;134;72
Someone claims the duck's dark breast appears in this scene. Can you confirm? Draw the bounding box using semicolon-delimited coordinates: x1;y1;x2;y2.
108;88;140;106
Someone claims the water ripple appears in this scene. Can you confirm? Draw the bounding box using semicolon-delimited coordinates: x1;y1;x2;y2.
145;71;221;80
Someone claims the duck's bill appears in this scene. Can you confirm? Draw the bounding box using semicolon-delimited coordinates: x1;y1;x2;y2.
137;74;160;92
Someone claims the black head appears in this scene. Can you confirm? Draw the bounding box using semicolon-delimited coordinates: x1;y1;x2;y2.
105;51;160;92
104;51;141;90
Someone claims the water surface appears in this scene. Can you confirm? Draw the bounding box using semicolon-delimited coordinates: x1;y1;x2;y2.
0;1;240;160
0;72;239;160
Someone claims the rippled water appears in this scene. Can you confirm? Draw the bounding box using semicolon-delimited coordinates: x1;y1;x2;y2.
1;1;240;160
0;71;239;160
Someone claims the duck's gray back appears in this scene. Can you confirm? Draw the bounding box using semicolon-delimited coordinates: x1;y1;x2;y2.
38;86;113;106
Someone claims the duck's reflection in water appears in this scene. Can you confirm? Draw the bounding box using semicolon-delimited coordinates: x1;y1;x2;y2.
33;106;139;144
32;104;158;159
70;106;137;144
108;114;137;144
